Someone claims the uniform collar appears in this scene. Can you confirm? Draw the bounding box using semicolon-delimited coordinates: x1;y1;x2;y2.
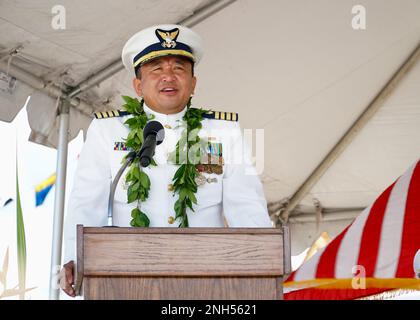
143;103;187;127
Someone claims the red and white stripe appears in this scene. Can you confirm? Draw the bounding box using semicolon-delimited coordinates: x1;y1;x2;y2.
285;160;420;295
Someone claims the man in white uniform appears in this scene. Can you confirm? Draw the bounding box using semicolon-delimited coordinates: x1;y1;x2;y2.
60;24;272;297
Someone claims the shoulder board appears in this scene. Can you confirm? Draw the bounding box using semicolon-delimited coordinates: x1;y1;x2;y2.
93;110;130;119
199;110;239;122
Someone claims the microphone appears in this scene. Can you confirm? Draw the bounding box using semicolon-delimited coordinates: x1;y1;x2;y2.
139;120;165;167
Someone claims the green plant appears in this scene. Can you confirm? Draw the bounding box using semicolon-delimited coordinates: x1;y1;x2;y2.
0;139;36;299
16;159;27;299
121;96;155;227
168;107;209;227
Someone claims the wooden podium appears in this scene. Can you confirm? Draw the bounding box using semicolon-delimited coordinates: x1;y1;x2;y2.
75;225;291;300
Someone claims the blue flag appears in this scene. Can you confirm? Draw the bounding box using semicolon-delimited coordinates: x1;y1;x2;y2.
35;174;56;206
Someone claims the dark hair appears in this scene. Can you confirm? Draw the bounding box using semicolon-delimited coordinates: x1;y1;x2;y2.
136;56;195;79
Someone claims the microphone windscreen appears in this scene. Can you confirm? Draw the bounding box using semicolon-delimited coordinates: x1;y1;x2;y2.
143;120;165;144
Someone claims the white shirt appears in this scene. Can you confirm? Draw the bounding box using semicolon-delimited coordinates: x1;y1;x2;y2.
63;104;272;263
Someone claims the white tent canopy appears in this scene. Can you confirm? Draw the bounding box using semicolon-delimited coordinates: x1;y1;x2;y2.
1;0;420;293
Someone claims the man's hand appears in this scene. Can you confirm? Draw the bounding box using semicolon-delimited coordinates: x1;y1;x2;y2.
59;260;76;297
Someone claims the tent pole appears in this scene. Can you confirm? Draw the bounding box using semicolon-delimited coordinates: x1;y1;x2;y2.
48;98;70;300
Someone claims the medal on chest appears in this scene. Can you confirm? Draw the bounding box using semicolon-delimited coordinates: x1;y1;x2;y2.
194;139;224;186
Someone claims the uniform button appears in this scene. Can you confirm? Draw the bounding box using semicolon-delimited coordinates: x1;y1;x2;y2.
168;216;175;224
167;184;174;191
164;124;172;129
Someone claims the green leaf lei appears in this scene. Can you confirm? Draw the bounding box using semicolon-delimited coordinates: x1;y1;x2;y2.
121;95;208;227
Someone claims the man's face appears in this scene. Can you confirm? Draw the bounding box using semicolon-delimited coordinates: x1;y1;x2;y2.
132;55;197;114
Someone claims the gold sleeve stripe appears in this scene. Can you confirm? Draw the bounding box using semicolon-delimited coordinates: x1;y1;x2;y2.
189;108;239;121
94;110;125;119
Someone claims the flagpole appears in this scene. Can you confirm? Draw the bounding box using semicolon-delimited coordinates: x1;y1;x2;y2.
49;98;70;300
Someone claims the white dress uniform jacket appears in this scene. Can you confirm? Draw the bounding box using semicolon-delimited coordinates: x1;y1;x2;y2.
63;104;272;263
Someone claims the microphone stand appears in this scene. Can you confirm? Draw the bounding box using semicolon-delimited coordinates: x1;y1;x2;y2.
106;122;162;226
106;151;137;227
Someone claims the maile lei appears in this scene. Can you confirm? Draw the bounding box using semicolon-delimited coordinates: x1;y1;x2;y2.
121;95;208;227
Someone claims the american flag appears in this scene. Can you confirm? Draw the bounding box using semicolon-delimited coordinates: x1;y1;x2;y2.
284;160;420;300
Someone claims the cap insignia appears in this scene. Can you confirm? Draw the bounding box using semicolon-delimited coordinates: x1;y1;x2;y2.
155;28;179;49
